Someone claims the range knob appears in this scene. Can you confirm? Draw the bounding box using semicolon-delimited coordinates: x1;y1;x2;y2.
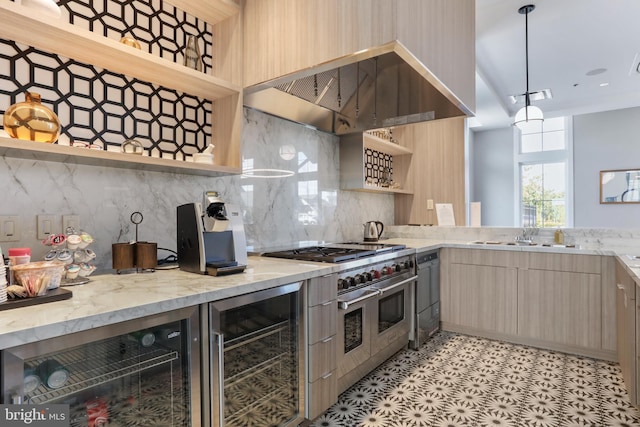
365;272;373;282
346;276;356;288
373;270;381;279
338;278;348;290
394;264;402;272
355;274;364;284
403;261;412;270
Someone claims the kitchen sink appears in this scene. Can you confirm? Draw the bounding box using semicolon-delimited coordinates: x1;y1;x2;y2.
468;241;576;248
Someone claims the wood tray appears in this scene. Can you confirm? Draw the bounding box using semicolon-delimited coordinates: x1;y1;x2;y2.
0;288;72;311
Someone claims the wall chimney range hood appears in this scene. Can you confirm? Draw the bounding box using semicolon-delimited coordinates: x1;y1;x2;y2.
243;42;470;135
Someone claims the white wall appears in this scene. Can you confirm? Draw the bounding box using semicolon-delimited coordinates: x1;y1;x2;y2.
471;106;640;228
471;127;515;226
573;107;640;228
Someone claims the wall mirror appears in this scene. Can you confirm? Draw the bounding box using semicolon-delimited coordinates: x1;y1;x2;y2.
600;169;640;203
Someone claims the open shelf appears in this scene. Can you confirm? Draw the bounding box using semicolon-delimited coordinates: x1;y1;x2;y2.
340;132;414;194
0;0;241;102
0;137;240;176
361;185;414;194
363;133;413;156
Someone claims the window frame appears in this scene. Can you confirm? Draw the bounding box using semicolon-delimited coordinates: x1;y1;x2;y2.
513;116;574;227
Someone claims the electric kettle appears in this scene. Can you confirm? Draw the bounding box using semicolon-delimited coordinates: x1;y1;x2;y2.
363;221;384;242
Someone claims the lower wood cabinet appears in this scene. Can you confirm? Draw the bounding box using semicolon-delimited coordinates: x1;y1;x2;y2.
306;275;338;420
616;258;638;406
441;248;616;360
518;269;601;349
448;263;517;335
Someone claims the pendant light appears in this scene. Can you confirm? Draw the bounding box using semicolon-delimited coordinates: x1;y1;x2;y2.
513;4;543;130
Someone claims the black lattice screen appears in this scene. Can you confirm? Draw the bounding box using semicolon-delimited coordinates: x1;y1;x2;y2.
364;148;393;186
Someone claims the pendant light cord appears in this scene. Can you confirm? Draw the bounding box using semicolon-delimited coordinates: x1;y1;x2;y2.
524;7;530;109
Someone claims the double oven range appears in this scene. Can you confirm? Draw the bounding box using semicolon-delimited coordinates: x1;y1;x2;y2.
263;242;416;393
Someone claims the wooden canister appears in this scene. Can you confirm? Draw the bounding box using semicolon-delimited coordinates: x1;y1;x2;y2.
135;242;157;271
112;243;135;273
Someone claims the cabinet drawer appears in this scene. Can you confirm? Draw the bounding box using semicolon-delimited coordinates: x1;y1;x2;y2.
308;335;337;382
308;275;337;306
307;370;338;420
527;253;601;274
308;300;337;344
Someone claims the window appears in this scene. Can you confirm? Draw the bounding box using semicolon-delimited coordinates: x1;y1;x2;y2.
516;117;573;227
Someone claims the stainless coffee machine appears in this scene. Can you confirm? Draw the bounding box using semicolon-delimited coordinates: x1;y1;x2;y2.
177;191;247;276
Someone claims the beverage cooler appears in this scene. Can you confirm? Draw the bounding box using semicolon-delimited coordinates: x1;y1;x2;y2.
205;282;304;427
0;306;200;426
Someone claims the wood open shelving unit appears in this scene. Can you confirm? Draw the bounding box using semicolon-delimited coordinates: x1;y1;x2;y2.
0;0;243;175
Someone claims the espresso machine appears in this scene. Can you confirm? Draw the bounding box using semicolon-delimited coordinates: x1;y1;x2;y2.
177;191;247;276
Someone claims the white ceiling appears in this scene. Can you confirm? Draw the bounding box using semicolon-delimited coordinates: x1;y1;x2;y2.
473;0;640;130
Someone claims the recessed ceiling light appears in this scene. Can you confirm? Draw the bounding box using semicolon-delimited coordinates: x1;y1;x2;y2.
586;68;607;76
599;82;609;87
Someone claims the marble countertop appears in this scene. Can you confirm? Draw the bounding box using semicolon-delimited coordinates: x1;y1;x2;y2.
0;256;333;350
616;253;640;286
1;238;639;350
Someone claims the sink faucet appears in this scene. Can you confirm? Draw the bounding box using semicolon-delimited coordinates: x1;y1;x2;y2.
515;227;538;243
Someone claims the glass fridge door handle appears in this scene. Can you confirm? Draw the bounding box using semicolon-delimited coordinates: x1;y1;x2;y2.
212;330;225;427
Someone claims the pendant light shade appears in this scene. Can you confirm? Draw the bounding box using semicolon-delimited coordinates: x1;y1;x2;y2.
513;4;543;130
514;104;543;130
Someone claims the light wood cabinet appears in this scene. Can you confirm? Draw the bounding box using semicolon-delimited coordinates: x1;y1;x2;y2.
306;275;338;420
448;263;517;335
518;269;601;349
0;0;243;176
393;117;466;225
616;258;637;405
441;248;616;360
339;132;413;194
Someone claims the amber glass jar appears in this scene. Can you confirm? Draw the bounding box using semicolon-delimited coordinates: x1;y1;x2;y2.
3;91;61;143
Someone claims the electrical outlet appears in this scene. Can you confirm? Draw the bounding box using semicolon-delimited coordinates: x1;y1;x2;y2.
427;199;434;210
0;215;21;242
37;215;57;240
62;215;80;233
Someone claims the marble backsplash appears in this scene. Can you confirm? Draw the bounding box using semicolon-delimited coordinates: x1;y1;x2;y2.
0;108;395;271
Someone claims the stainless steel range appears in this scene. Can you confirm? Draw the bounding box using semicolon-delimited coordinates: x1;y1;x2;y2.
263;243;416;394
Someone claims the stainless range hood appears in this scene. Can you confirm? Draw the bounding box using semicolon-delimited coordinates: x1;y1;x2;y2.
243;42;471;135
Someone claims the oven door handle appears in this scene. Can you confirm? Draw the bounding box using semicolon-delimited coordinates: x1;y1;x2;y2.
338;289;381;310
374;275;417;295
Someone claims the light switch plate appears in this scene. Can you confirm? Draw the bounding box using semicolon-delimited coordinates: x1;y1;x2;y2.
62;215;80;233
37;215;57;240
427;199;434;210
0;215;21;242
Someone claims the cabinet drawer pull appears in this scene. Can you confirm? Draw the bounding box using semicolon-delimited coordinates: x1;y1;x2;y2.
321;372;333;380
321;336;334;343
321;300;333;306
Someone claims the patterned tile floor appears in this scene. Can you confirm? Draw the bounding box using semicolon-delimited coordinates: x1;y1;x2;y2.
310;331;640;427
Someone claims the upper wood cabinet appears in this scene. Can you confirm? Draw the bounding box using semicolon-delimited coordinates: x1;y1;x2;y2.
242;0;475;115
394;117;466;225
0;0;244;175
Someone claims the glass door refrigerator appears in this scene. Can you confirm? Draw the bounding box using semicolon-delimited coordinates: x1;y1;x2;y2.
205;282;304;427
1;306;200;426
